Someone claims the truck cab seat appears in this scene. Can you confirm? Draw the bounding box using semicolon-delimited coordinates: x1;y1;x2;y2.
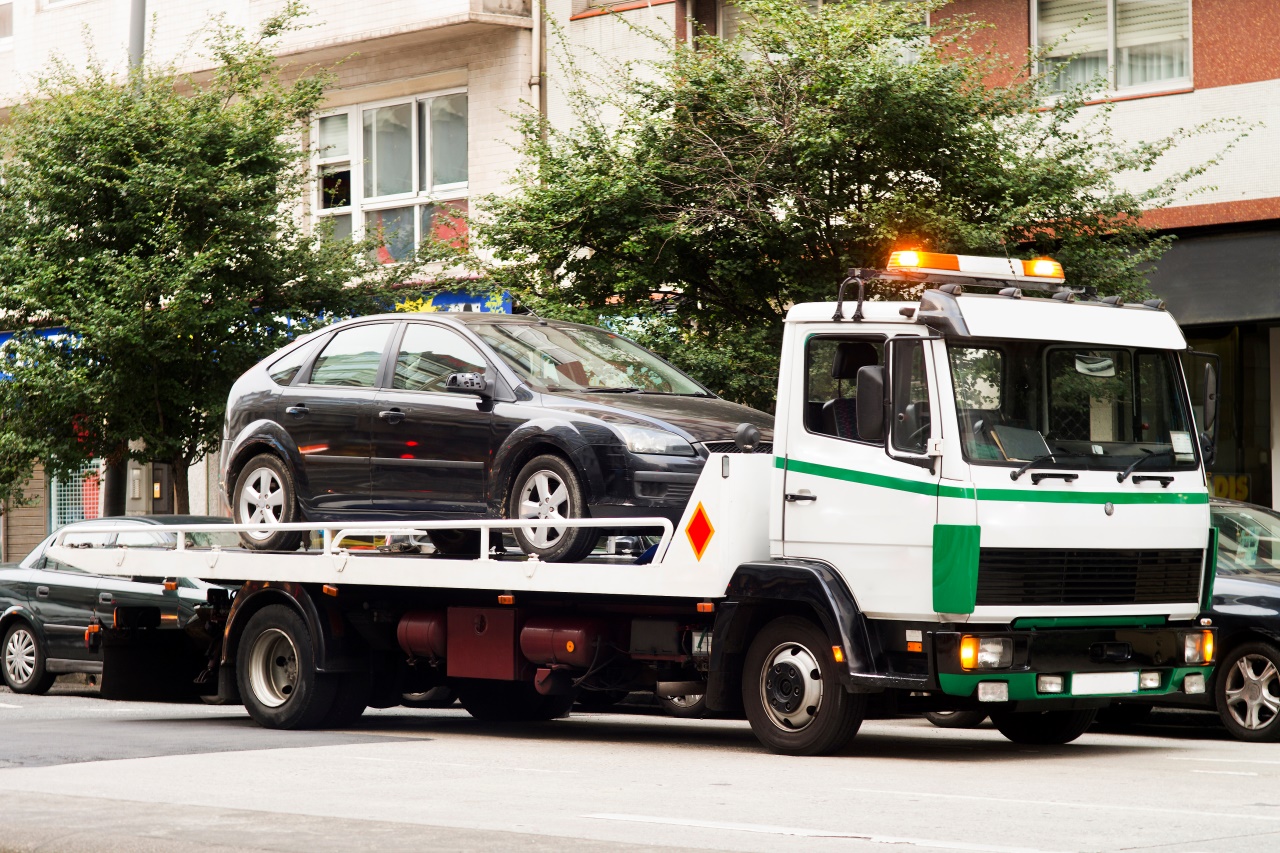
821;342;879;440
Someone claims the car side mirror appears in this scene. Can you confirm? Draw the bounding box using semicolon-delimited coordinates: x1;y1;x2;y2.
445;372;489;397
856;365;885;442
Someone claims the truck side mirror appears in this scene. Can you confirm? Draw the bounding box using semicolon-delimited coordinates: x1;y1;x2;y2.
856;365;885;442
446;372;489;397
1201;361;1218;467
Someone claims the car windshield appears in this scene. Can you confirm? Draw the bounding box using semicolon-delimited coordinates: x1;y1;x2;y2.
1213;505;1280;579
948;340;1197;473
471;323;707;395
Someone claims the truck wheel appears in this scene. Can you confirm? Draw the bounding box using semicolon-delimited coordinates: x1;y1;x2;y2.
659;693;708;719
457;681;575;721
507;455;597;563
237;605;336;729
990;708;1097;745
322;673;370;728
742;616;866;756
234;454;304;552
924;710;987;729
2;622;56;695
1216;641;1280;742
402;686;458;708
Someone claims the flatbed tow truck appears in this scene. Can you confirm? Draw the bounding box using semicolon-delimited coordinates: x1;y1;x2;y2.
48;252;1220;755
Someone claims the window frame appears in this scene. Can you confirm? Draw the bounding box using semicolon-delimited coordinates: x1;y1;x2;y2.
387;320;493;396
0;1;13;49
1030;0;1194;97
311;86;469;259
800;332;886;446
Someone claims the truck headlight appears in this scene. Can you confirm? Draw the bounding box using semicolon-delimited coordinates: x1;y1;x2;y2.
614;424;696;456
960;636;1013;670
1183;630;1215;664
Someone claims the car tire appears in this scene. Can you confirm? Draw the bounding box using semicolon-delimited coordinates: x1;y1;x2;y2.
2;622;56;695
924;710;987;729
402;686;458;708
989;708;1097;745
659;693;709;719
1215;641;1280;742
426;529;482;558
507;454;597;563
456;680;575;721
236;605;337;729
742;616;866;756
233;454;305;551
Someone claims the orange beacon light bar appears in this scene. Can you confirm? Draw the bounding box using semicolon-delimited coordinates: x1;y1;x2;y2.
886;251;1066;286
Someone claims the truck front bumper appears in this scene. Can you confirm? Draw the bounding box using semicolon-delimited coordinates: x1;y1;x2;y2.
932;626;1214;704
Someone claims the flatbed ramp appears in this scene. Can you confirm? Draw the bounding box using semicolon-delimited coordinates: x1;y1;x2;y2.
45;453;772;599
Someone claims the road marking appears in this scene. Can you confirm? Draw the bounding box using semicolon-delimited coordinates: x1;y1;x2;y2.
1190;770;1259;777
585;813;1068;853
1167;756;1280;766
0;702;20;709
352;757;576;774
841;787;1280;823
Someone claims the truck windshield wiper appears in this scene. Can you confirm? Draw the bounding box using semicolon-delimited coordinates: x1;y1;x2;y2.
1010;451;1093;481
1116;448;1177;483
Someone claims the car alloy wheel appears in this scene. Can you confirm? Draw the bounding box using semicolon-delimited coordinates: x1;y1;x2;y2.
4;626;36;685
518;470;572;549
239;467;288;536
507;454;597;563
1220;645;1280;738
232;453;303;551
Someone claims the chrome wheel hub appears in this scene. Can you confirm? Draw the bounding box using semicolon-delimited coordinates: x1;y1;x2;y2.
518;470;570;548
4;628;36;686
759;641;824;731
247;628;300;708
239;467;286;540
1224;653;1280;731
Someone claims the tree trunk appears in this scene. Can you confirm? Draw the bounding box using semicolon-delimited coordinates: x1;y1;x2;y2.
171;459;190;515
102;457;128;517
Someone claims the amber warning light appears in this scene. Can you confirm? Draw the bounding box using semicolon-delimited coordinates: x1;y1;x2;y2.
886;251;1067;287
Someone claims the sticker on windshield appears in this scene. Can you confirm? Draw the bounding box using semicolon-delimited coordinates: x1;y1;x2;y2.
1170;430;1195;461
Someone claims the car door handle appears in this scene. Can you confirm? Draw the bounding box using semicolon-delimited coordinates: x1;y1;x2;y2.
285;405;310;417
99;592;113;605
784;492;817;502
36;586;50;598
378;409;406;424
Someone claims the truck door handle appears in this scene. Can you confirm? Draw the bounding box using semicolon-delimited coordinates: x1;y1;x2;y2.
99;592;113;604
36;586;50;598
285;405;310;417
784;492;817;502
378;409;406;424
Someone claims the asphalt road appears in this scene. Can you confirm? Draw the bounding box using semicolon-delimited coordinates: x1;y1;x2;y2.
1;682;1278;853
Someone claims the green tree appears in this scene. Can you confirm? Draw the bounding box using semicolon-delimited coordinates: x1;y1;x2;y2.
0;4;433;511
478;0;1240;411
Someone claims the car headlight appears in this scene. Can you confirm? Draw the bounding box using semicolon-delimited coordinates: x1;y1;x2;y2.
614;424;696;456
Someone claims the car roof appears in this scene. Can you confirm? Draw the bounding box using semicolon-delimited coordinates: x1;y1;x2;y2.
331;312;584;329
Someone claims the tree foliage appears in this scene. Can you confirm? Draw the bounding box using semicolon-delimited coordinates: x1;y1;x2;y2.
479;0;1240;411
0;4;434;510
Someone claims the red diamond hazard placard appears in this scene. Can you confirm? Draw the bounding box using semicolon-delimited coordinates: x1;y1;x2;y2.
685;502;715;561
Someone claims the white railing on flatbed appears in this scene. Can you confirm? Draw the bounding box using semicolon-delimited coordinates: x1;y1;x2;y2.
53;517;676;565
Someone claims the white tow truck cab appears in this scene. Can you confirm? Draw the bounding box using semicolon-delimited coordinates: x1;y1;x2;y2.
48;252;1219;755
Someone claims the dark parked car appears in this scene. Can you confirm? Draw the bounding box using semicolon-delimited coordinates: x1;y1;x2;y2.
221;314;773;561
0;516;236;694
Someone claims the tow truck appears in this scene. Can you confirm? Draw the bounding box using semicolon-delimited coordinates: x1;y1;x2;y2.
46;251;1219;755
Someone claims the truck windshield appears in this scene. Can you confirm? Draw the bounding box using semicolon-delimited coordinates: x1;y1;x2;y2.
471;322;708;395
948;340;1197;473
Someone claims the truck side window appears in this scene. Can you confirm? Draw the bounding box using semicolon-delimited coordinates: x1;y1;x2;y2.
891;339;931;454
805;337;883;441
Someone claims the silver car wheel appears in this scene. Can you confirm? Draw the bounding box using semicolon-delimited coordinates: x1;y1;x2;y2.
518;470;570;548
4;627;36;686
757;641;824;732
238;466;286;541
1223;652;1280;731
247;627;299;709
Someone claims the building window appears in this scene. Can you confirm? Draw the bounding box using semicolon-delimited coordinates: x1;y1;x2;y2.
1035;1;1191;94
0;3;13;44
718;0;821;43
313;91;468;262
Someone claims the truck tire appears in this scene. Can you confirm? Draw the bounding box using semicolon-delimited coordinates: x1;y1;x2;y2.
924;710;987;729
322;672;370;728
507;455;597;563
2;622;56;695
457;681;575;721
990;708;1097;745
1215;641;1280;742
236;605;337;729
233;454;305;552
742;616;866;756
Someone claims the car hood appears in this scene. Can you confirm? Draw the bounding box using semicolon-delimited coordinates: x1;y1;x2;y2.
541;391;774;444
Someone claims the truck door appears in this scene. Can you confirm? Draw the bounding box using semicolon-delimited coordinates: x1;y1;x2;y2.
780;332;940;620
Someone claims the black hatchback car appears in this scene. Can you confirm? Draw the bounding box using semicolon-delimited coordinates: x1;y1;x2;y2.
221;314;773;561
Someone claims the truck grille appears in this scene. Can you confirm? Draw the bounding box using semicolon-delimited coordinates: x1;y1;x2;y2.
975;548;1203;606
702;441;773;454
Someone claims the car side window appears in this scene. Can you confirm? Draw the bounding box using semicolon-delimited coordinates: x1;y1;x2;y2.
392;324;487;392
267;337;322;386
307;323;393;387
43;531;112;574
116;531;172;548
